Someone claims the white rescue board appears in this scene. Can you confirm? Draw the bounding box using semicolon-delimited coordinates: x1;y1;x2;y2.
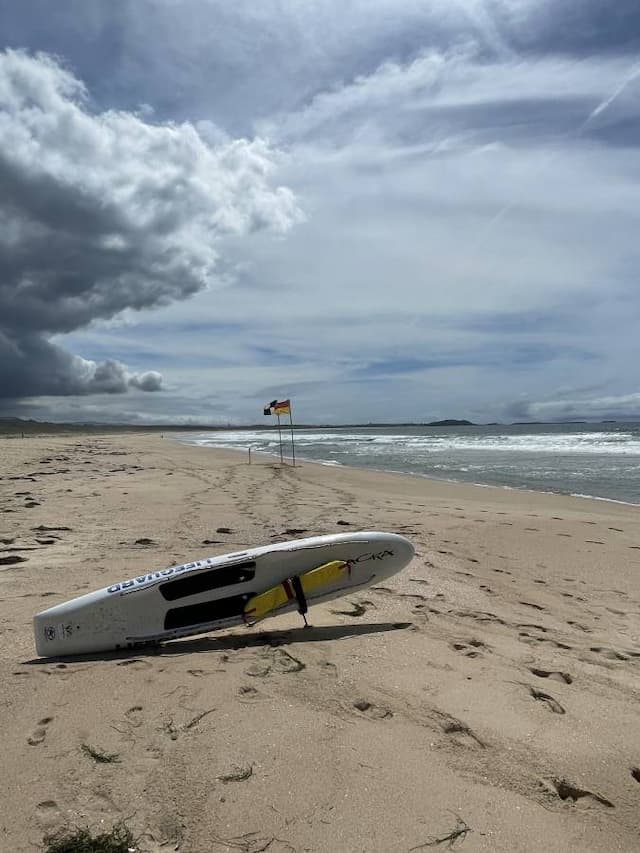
33;531;414;657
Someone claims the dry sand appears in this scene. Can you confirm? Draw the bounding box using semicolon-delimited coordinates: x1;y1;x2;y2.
1;433;639;852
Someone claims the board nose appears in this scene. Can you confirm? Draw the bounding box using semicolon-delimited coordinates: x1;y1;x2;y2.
393;532;415;563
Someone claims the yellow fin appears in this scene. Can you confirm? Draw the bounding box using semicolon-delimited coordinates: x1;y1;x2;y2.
244;584;291;621
299;560;348;594
244;560;348;622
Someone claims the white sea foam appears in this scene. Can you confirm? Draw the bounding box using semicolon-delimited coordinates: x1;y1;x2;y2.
177;425;639;504
570;493;640;507
184;429;640;456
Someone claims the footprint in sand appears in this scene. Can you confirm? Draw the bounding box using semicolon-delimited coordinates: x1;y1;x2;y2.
542;778;613;809
0;555;28;566
35;800;63;830
245;648;305;677
518;632;572;651
567;620;591;633
450;639;487;658
330;600;372;617
319;660;338;677
589;646;630;661
27;716;53;745
353;699;393;720
530;668;573;684
124;705;144;727
526;686;566;714
453;609;508;626
434;711;485;748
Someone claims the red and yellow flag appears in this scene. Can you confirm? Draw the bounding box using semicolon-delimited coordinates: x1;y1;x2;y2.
273;399;290;415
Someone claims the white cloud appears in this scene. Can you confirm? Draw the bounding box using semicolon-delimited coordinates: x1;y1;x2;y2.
0;48;301;399
262;47;639;146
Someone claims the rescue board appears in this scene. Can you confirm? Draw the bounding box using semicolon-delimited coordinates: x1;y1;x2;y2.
33;531;414;657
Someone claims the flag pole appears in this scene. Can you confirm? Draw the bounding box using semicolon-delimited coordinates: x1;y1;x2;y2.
276;414;284;464
288;402;296;467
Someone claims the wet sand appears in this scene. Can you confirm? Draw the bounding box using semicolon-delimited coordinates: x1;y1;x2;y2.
1;433;639;852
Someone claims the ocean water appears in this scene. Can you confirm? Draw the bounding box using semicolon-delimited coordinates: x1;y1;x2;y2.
180;423;640;505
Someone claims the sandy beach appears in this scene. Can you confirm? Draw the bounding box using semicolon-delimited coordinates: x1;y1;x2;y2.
1;432;639;852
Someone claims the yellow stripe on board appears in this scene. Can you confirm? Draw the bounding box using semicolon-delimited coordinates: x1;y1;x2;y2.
244;560;348;622
299;560;348;594
244;584;291;620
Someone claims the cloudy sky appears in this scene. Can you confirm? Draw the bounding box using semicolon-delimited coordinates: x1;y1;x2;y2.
1;1;639;425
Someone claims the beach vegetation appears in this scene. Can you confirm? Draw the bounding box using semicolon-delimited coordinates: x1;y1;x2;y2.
42;822;137;853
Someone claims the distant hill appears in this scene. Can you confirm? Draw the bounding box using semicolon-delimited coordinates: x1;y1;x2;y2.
0;416;479;434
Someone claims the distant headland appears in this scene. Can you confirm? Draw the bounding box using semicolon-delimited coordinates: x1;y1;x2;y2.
0;416;631;436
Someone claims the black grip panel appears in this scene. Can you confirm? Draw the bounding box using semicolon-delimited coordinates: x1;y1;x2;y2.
159;562;256;601
164;592;254;630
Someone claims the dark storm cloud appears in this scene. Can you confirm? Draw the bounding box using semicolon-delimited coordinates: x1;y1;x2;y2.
0;332;162;397
0;49;300;400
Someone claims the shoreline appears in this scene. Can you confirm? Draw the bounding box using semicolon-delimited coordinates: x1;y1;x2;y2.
176;433;640;509
2;432;639;852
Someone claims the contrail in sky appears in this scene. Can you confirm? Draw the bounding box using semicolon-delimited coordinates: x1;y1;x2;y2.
579;62;640;129
468;60;640;250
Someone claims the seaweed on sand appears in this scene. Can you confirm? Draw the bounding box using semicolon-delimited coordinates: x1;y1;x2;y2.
43;822;137;853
